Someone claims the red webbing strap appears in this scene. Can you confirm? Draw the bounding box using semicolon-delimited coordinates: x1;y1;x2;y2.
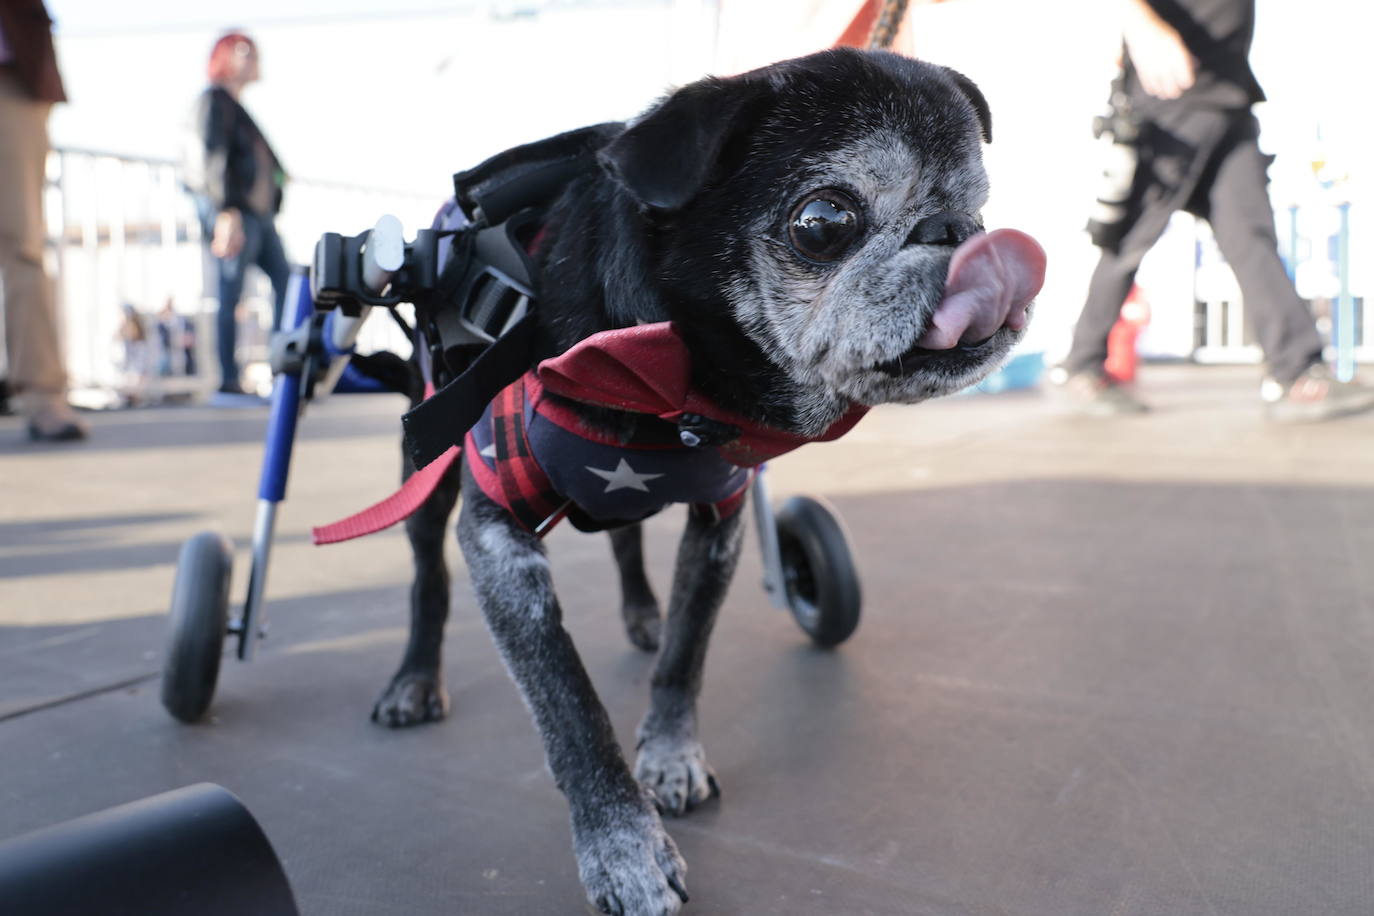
311;444;460;545
313;380;460;546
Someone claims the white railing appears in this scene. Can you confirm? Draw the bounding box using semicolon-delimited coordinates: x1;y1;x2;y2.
1192;204;1370;367
51;147;1363;399
46;147;439;404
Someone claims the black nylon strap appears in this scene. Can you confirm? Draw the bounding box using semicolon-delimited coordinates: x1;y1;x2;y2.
401;310;538;469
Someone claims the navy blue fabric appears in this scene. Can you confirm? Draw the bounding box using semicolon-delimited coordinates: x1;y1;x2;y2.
466;383;750;527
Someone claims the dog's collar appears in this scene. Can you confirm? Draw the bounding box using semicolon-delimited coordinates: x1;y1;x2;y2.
536;321;868;468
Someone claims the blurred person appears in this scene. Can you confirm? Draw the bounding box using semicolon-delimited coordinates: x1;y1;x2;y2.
185;31;288;397
156;297;196;377
1058;0;1374;422
113;303;151;406
0;0;88;440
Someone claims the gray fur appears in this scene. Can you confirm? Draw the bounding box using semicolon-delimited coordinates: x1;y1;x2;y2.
457;464;694;915
608;525;663;653
634;507;745;816
728;126;1014;432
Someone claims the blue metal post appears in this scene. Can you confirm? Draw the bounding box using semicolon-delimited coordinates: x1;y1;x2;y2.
1335;203;1354;382
1286;204;1299;283
257;268;313;503
238;266;312;661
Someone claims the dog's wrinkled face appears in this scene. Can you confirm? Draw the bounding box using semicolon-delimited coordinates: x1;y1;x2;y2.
734;119;1000;410
601;49;1044;434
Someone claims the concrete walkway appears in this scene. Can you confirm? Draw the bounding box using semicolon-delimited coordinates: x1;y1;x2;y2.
2;365;1372;915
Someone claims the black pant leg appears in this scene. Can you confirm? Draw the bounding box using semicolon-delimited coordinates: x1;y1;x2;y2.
1065;106;1243;379
1063;198;1178;377
1199;121;1323;385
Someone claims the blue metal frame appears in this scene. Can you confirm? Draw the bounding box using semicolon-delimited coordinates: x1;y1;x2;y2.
257;268;315;503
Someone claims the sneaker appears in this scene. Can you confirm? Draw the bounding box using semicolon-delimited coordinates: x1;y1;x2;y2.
1055;369;1149;416
1267;363;1374;423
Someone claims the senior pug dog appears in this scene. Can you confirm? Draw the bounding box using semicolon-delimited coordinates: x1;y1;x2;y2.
371;47;1044;914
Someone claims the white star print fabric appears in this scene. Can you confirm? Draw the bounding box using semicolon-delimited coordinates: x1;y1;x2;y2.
586;459;665;493
467;384;752;526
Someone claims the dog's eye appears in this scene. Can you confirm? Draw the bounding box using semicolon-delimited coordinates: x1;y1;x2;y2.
787;191;862;263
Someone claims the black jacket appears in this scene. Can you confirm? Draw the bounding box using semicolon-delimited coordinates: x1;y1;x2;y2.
1125;0;1265;114
0;0;67;103
187;86;284;216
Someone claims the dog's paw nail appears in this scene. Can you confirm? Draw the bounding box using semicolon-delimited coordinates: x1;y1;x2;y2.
624;617;660;653
372;672;449;728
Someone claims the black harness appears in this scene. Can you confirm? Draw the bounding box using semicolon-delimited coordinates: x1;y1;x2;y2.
310;124;619;471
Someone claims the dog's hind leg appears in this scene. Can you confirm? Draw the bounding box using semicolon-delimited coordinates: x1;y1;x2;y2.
634;506;745;817
457;465;689;916
608;524;662;653
372;449;462;727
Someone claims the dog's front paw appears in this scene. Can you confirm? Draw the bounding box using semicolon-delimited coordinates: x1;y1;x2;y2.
371;670;449;727
575;802;688;916
622;600;662;653
635;736;719;817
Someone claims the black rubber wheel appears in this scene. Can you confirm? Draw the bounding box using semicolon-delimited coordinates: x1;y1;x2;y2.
775;496;861;647
161;532;233;723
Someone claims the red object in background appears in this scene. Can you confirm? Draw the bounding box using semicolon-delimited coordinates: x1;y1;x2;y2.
834;0;954;48
1105;285;1151;383
835;0;882;46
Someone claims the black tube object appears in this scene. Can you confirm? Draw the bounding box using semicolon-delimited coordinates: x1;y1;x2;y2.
0;783;300;916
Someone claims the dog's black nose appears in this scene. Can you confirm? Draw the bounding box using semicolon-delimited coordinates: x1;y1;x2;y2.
908;211;981;247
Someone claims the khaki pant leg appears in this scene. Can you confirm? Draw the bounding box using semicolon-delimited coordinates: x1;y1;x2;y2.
0;71;66;396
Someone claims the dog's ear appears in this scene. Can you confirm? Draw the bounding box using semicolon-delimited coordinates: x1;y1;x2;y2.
600;77;763;211
942;67;992;144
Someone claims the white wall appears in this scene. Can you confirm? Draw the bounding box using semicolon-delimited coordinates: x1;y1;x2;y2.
46;0;1369;368
49;4;718;262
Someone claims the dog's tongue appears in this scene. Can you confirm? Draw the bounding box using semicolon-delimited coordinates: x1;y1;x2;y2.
916;229;1047;350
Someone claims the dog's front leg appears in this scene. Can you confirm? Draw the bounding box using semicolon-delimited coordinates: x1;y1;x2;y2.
372;448;462;726
635;506;745;817
457;466;689;916
608;524;662;652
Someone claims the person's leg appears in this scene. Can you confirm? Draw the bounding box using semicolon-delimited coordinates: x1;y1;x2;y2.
1201;118;1323;386
0;74;85;439
252;216;291;332
1061;247;1143;377
1200;116;1374;420
214;259;243;391
0;243;65;396
214;212;264;392
1059;191;1176;414
1064;151;1180;380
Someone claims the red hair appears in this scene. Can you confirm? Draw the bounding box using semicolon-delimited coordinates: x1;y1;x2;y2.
207;32;255;84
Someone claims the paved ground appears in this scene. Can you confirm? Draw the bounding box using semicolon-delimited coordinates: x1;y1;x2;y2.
2;365;1372;915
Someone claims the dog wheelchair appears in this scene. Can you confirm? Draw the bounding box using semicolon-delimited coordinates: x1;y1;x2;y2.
161;198;863;725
